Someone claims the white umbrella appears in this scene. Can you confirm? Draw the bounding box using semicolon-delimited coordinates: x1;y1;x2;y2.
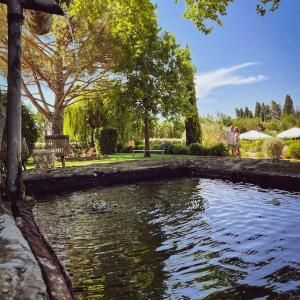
240;130;272;140
277;127;300;139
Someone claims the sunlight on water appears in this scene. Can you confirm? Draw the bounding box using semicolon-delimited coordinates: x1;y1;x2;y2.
34;178;300;299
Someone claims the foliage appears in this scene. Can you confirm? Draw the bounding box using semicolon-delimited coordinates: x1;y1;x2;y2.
152;120;185;139
123;146;134;153
288;142;300;159
64;98;108;146
170;144;190;155
95;127;118;155
0;92;38;155
160;141;175;154
209;143;227;156
270;100;281;120
189;142;226;156
175;0;281;33
263;138;283;159
282;95;295;115
22;105;39;155
189;143;208;155
178;47;202;145
136;145;145;150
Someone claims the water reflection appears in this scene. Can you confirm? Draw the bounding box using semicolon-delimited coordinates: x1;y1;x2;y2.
34;178;300;299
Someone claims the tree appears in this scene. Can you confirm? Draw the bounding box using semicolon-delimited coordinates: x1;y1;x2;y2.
119;32;189;157
64;97;108;146
179;48;202;145
270;100;281;120
255;102;261;118
282;95;295;115
0;3;114;134
176;0;282;33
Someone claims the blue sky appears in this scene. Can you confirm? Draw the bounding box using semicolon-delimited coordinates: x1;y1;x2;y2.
154;0;300;116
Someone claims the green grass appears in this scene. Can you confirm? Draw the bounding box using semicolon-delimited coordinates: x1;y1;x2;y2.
25;153;191;170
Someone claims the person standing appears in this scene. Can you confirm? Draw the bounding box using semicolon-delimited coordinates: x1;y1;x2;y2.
234;127;241;159
226;125;235;156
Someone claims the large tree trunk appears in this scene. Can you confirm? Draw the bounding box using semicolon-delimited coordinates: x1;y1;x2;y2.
144;115;151;158
52;108;64;135
0;102;5;204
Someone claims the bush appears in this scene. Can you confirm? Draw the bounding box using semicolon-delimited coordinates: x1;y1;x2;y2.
160;141;174;154
250;140;264;152
123;145;133;153
263;138;283;159
151;143;162;150
136;145;145;150
95;127;118;155
189;143;207;155
256;152;265;159
209;143;226;156
288;142;300;159
170;144;189;155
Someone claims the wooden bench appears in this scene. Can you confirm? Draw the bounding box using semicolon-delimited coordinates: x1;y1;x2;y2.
132;149;164;158
45;135;70;168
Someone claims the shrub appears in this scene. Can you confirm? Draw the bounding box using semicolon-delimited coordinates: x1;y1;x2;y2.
209;143;226;156
288;142;300;159
123;145;133;153
160;141;174;154
189;143;208;155
249;140;264;152
256;152;265;159
170;144;189;155
95;127;118;155
263;138;283;159
136;145;145;150
151;143;162;150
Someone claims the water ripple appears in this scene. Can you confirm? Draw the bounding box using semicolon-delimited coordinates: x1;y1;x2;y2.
34;178;300;299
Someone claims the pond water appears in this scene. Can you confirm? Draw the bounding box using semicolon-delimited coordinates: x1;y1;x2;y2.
34;178;300;299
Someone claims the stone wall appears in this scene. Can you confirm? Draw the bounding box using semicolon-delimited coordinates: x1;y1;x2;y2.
24;157;300;196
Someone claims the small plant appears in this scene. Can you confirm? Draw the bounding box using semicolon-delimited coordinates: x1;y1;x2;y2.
263;138;283;159
170;144;189;155
288;142;300;159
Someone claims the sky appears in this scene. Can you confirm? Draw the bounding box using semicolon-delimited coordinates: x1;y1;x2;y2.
154;0;300;116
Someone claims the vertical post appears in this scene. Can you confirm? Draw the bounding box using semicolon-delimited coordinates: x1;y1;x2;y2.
6;0;23;202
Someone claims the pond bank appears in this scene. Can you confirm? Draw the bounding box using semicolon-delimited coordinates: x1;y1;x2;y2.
0;200;75;300
0;204;47;300
24;157;300;195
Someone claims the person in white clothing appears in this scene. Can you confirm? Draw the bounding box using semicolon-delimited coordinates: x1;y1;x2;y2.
234;127;241;159
226;125;235;156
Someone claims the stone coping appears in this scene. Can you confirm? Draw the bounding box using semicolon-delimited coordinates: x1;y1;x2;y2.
0;205;47;300
23;157;300;196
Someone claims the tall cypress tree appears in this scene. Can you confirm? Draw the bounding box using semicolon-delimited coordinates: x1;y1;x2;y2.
184;49;202;145
270;100;281;119
282;95;295;115
254;102;261;118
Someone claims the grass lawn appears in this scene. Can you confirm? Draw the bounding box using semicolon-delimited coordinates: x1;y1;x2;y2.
25;153;191;170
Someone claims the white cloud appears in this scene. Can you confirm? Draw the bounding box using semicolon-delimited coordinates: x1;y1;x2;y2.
195;62;267;101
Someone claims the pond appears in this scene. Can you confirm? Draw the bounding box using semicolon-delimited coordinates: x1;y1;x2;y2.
34;178;300;299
